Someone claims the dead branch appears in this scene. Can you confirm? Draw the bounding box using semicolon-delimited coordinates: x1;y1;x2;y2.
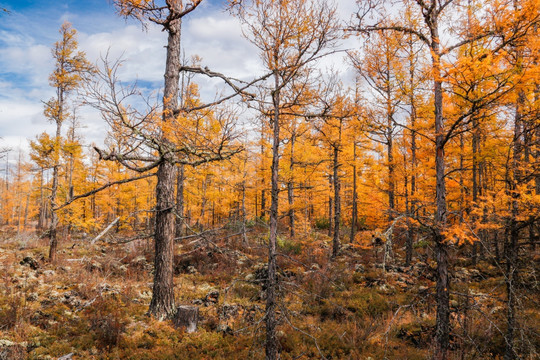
54;172;156;211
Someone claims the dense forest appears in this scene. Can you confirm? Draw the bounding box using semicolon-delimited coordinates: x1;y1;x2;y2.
0;0;539;359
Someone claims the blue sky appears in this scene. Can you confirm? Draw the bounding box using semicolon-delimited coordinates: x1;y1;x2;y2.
0;0;358;155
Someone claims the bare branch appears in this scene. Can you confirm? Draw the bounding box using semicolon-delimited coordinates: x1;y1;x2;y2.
54;172;156;211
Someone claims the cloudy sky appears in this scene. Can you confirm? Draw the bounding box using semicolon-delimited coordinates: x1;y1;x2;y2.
0;0;359;156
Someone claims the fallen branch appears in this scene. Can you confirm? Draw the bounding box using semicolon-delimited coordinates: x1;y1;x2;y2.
91;217;120;244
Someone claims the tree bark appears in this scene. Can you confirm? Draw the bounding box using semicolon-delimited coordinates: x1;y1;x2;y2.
48;109;62;263
172;305;199;333
148;13;181;320
504;89;525;360
266;70;280;360
175;164;185;238
332;145;341;258
406;56;417;267
431;18;450;360
328;174;333;237
288;134;295;238
350;142;358;244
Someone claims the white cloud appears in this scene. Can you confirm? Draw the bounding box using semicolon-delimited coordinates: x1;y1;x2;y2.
0;0;361;157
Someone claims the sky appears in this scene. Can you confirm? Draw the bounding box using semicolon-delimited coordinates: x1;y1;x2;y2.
0;0;360;158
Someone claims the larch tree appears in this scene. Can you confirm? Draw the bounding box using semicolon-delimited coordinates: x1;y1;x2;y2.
312;85;354;258
29;132;55;231
87;0;250;320
233;0;339;358
45;21;91;262
350;29;403;262
352;1;518;358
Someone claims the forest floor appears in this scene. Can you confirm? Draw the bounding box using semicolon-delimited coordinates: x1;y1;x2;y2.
0;224;538;359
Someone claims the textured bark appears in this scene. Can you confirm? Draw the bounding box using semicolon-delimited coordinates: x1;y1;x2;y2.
288;135;295;238
332;146;341;258
260;121;267;220
472;116;479;266
148;11;182;320
387;80;395;223
175;164;185;238
150;160;176;319
350;142;358;244
406;56;417;267
172;305;199;333
266;71;280;360
38;169;45;230
431;17;450;360
48;113;62;263
241;180;248;244
504;89;525;360
328;174;333;237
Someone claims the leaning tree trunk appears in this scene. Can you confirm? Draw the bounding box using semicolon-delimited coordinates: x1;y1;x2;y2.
148;13;181;320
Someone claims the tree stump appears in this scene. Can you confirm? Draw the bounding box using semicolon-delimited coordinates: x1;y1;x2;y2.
172;305;199;333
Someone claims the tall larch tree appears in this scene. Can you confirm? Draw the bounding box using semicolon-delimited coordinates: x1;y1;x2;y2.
233;0;339;357
351;0;532;358
45;21;91;262
89;0;245;321
109;0;204;320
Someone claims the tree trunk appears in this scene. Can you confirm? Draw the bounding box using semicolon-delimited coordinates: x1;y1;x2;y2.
241;180;248;245
48;113;63;262
504;89;525;360
266;71;280;360
38;168;45;230
288;135;295;238
404;154;412;266
472;116;479;266
332;146;341;258
406;65;417;267
176;164;185;238
328;174;333;237
432;22;450;360
350;142;358;244
148;13;181;320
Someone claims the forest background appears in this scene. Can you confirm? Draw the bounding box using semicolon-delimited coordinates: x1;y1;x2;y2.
0;0;539;359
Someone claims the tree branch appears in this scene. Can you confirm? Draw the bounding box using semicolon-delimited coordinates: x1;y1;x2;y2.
54;172;156;211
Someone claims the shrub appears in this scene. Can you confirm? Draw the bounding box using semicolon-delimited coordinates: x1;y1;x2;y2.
84;298;128;350
277;237;302;255
315;218;330;230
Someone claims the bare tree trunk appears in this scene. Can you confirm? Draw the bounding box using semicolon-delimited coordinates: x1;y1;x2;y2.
504;89;525;360
288;135;295;238
260;121;267;221
332;145;341;258
48;111;63;262
328;174;333;237
23;192;29;231
432;27;450;360
404;153;411;266
350;142;358;244
148;14;182;320
175;164;185;238
405;37;416;266
406;74;417;267
472;116;479;265
241;180;248;245
266;71;280;360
